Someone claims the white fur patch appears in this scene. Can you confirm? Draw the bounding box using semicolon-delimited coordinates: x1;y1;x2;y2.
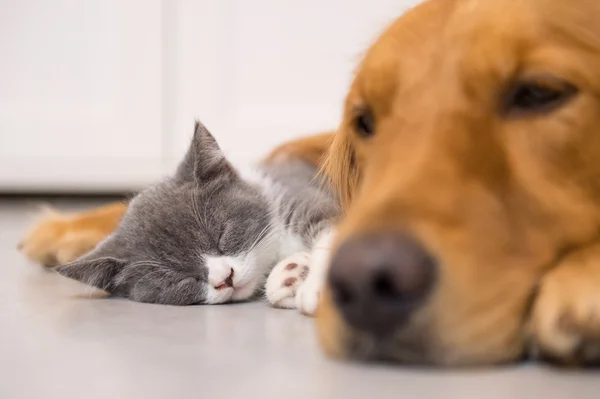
202;218;281;304
295;228;336;315
204;254;257;304
265;251;311;308
234;164;271;187
277;231;308;259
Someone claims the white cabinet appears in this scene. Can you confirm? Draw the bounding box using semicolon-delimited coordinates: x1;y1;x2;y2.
0;0;164;191
0;0;419;192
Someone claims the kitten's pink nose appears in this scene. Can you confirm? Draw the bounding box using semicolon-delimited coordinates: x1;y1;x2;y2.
213;268;234;290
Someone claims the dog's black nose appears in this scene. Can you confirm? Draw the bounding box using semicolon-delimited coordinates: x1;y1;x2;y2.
328;232;437;336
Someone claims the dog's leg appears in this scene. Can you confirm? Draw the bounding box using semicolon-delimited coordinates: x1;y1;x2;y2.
530;243;600;365
19;202;127;266
265;229;336;314
295;228;336;316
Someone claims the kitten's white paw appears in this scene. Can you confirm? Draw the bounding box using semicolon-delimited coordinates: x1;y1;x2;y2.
265;252;310;309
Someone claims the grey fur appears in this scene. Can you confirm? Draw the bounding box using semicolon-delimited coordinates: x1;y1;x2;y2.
261;161;337;246
57;121;337;305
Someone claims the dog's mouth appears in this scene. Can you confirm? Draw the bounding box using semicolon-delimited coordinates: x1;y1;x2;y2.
347;334;433;365
342;326;527;367
324;273;542;367
334;308;437;365
321;222;581;366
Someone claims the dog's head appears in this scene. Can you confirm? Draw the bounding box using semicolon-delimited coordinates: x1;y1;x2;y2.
317;0;600;365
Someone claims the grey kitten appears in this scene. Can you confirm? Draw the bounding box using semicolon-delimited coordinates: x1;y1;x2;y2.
56;121;337;306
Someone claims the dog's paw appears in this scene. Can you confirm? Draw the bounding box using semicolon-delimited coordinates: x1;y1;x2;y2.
295;228;335;316
19;209;71;266
295;272;323;316
265;252;310;309
530;260;600;366
19;209;101;266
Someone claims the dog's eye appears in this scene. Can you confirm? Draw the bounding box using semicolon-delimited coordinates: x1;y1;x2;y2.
504;79;577;117
353;110;375;138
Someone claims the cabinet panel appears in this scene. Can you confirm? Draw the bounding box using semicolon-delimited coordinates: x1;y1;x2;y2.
0;0;422;191
164;0;421;168
0;0;164;191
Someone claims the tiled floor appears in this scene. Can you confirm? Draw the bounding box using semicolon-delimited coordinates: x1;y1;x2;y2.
1;198;598;399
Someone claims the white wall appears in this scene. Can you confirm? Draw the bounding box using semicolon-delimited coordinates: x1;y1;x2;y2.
0;0;421;192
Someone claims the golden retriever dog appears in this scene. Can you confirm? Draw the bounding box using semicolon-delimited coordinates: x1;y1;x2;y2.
20;0;600;366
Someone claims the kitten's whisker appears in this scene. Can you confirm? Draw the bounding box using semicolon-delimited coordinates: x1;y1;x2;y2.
248;226;283;253
247;222;277;253
126;260;166;272
249;236;278;254
247;237;281;262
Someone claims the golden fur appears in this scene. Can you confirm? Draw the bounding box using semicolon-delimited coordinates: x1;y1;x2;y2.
20;202;127;266
20;0;600;366
315;0;600;366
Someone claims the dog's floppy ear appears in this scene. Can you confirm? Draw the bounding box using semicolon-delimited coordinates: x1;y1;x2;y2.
320;126;360;211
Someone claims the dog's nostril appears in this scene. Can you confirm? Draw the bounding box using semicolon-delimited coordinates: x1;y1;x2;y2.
330;277;353;306
328;232;437;335
372;270;397;300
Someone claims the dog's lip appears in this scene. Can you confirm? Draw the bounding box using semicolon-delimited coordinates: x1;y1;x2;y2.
342;323;433;364
347;338;432;365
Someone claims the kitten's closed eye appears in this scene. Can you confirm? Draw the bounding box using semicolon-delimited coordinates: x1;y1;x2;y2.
217;224;258;255
216;207;271;256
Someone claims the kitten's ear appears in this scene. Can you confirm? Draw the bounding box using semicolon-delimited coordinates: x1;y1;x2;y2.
55;243;126;291
175;120;237;183
56;257;124;291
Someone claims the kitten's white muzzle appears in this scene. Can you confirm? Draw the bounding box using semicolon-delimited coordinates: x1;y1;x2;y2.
204;254;260;303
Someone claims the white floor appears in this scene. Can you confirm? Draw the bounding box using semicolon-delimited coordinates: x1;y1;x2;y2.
1;198;599;399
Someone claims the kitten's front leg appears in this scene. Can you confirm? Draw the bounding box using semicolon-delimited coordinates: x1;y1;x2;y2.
265;252;311;308
265;228;336;314
296;228;336;316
